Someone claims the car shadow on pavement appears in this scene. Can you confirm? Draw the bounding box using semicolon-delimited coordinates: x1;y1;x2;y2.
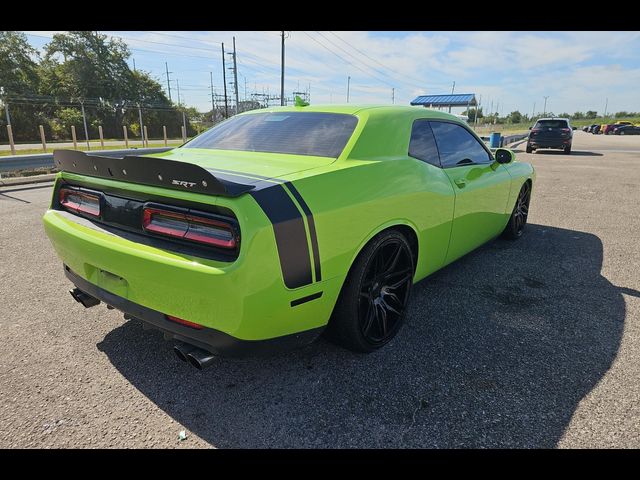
98;223;632;448
523;150;603;157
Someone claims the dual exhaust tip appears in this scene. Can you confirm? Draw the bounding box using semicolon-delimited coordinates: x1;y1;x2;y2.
70;288;216;370
174;341;216;370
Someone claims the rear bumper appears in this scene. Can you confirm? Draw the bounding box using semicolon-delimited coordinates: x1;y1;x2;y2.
65;265;323;357
43;207;342;343
528;139;571;149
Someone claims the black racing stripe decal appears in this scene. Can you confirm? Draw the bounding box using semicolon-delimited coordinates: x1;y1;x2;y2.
290;291;323;307
285;182;322;282
250;185;313;289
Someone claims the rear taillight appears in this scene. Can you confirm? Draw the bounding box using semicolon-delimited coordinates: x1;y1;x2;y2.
561;128;571;133
142;206;237;249
59;188;101;217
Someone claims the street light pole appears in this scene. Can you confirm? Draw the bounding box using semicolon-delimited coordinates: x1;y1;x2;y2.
346;76;351;103
543;96;549;116
280;31;285;106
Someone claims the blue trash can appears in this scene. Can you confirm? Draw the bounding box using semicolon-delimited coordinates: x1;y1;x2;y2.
489;132;501;148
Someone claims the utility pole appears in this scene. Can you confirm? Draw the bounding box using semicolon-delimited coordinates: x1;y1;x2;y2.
209;72;216;122
176;79;181;106
346;76;351;103
532;101;536;120
604;98;608;118
543;96;549;116
137;103;144;146
165;62;172;102
132;58;136;71
449;81;455;113
474;94;481;126
280;31;286;106
4;101;11;126
232;36;239;114
392;87;395;104
221;43;229;118
80;101;90;150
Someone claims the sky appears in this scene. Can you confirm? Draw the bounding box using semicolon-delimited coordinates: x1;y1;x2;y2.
22;31;640;117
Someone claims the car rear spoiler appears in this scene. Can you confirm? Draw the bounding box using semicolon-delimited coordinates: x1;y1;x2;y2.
53;149;256;197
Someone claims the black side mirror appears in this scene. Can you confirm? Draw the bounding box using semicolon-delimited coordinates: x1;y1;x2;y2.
528;126;532;130
495;148;514;164
572;126;577;130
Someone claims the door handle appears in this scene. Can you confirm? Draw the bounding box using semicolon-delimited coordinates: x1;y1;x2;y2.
454;178;466;188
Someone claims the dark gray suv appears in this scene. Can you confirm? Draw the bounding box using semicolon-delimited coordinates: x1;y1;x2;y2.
526;118;573;154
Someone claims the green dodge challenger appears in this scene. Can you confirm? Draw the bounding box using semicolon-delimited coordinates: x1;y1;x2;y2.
43;105;535;369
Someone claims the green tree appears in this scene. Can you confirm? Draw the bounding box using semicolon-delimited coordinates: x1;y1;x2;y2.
572;112;585;120
507;111;522;124
0;31;42;141
0;31;40;95
462;107;483;122
39;31;179;139
586;110;598;119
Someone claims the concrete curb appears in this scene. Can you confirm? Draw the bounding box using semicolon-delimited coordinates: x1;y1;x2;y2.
0;173;57;187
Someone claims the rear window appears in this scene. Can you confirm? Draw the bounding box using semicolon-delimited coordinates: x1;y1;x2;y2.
535;120;569;129
183;112;358;158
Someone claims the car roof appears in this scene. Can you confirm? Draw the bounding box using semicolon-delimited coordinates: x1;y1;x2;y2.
536;117;570;121
241;104;464;121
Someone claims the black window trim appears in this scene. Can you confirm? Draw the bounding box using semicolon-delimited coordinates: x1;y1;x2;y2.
410;118;495;169
408;118;442;168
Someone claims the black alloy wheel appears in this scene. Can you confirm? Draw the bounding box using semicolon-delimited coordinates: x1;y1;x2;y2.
502;182;531;240
357;237;413;346
326;230;415;353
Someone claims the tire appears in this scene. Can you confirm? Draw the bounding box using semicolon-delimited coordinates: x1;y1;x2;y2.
325;230;415;353
564;145;571;154
501;182;531;240
525;144;533;153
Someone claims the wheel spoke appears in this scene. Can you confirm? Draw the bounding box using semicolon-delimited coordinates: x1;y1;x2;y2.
361;302;376;336
382;244;403;275
376;303;388;336
380;297;401;315
386;271;413;290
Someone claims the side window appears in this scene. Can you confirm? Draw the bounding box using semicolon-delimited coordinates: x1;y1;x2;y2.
430;121;492;168
408;119;441;167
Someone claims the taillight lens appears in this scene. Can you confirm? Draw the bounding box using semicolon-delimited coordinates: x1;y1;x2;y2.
142;206;237;249
59;188;101;217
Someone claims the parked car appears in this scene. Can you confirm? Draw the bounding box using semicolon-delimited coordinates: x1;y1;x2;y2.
613;125;640;135
526;117;573;153
43;105;535;365
614;121;633;126
603;124;618;135
582;126;589;132
591;124;601;134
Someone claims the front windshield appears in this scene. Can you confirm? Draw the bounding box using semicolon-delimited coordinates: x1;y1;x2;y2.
183;111;358;158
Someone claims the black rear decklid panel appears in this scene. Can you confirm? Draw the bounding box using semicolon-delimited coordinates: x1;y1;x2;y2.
53;149;255;197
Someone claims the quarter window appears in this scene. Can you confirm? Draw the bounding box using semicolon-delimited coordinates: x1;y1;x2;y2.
408;119;441;167
430;121;492;168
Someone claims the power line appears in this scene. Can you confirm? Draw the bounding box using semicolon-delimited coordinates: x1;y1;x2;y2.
302;31;394;89
327;31;438;90
314;31;397;89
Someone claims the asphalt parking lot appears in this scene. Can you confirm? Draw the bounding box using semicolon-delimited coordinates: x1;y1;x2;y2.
1;130;639;448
